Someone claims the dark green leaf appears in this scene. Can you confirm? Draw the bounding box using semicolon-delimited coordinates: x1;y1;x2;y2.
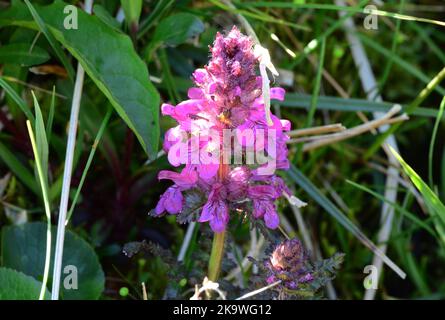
0;267;50;300
153;13;204;46
1;222;105;299
93;4;122;32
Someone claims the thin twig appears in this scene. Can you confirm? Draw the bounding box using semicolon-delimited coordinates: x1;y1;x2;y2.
177;222;196;262
51;0;93;300
235;280;281;300
294;106;407;151
2;76;67;99
141;282;148;300
288;123;345;137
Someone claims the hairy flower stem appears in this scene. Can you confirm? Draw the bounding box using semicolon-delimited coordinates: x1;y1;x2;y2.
208;230;226;282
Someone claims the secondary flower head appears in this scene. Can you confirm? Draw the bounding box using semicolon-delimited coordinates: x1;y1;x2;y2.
265;238;313;290
152;26;303;232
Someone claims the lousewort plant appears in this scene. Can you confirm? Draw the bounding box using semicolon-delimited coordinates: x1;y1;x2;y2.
151;27;341;291
153;26;303;232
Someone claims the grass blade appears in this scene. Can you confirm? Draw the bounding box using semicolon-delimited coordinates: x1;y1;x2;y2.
31;92;49;185
288;165;406;279
280;93;442;118
346;180;436;237
428;97;445;187
389;146;445;246
26;118;52;300
66;107;112;223
0;76;34;121
0;141;38;194
45;86;56;144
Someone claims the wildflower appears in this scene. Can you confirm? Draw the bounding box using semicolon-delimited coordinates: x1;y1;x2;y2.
265;238;313;290
153;26;304;232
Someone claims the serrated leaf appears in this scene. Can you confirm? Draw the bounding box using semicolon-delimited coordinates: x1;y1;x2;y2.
176;189;205;224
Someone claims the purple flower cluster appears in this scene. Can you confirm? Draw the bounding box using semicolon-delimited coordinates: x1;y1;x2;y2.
154;26;293;232
265;238;313;290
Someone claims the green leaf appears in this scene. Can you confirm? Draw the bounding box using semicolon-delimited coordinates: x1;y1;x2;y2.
0;0;160;158
1;222;105;299
93;4;122;32
0;43;49;66
31;92;49;186
428;97;445;187
0;141;38;194
0;76;34;121
152;13;205;46
287;165;406;279
0;267;51;300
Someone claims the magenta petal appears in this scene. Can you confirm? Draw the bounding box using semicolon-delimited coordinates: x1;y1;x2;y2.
270;87;285;101
161;103;175;117
155;197;165;215
198;163;219;180
264;208;279;229
188;88;204;99
252;200;265;218
193;68;206;84
164;187;183;214
209;201;229;232
198;201;214;222
175;100;201;118
158;168;198;189
210;217;226;233
248;185;276;199
281;119;291;131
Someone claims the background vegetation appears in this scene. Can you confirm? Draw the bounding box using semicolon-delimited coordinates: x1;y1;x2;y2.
0;0;444;299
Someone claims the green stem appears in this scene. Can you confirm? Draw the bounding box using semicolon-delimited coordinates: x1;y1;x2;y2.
208;231;226;282
26;120;51;300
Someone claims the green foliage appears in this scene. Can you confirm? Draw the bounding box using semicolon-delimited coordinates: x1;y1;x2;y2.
1;222;105;299
390;147;445;246
0;0;160;158
0;267;51;300
0;0;444;301
152;13;205;47
0;43;49;66
120;0;142;27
